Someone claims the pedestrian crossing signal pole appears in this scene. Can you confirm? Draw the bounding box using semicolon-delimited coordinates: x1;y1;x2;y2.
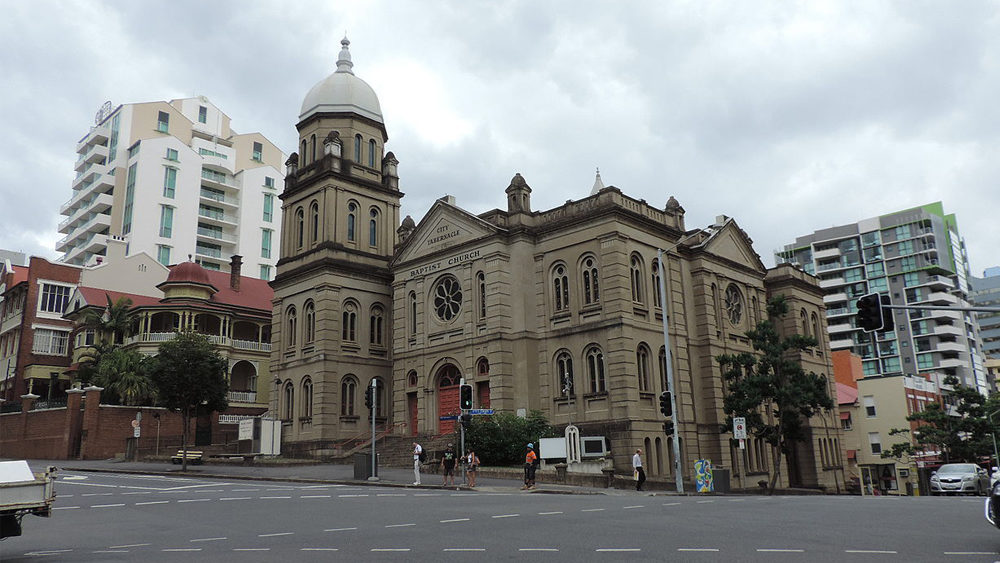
368;379;378;481
658;248;684;494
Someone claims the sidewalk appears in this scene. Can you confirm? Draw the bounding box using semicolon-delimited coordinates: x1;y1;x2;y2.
17;457;660;496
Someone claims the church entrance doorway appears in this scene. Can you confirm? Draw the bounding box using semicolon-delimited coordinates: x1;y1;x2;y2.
437;364;461;434
408;392;418;436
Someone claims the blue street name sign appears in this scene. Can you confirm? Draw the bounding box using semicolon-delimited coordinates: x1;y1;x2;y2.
439;415;458;421
467;409;495;415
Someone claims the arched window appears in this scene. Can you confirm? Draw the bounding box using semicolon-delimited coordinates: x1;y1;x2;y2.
408;291;417;336
342;301;357;342
553;264;569;312
369;208;378;247
477;357;490;377
556;351;573;396
582;256;600;305
800;309;810;337
658;346;668;392
369;305;384;346
407;370;418;387
310;201;319;244
301;377;313;419
295;207;304;249
586;345;606;393
476;271;486;319
630;254;644;304
282;380;294;421
637;344;651;392
651;259;662;308
368;138;376;168
812;312;822;345
347;202;357;242
310;134;316;164
354;134;362;162
724;284;743;326
304;301;315;343
341;376;357;416
300;140;307;165
751;295;759;326
285;306;297;348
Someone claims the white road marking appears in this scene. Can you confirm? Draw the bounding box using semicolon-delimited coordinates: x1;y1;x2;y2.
845;550;897;554
520;548;559;552
230;488;260;492
339;494;369;497
943;552;997;555
23;550;73;555
258;532;294;537
82;492;113;496
220;497;252;501
92;503;126;508
729;499;746;502
93;550;129;554
178;498;210;503
441;518;470;523
163;548;202;552
191;537;227;542
61;475;87;480
623;505;644;509
597;548;641;552
110;544;150;549
538;511;563;515
135;500;169;506
444;548;486;551
696;500;715;504
261;496;292;499
663;502;681;506
679;548;720;552
54;506;80;510
302;548;340;551
121;492;149;495
234;548;271;551
266;487;295;491
372;548;411;552
414;493;442;496
492;514;519;518
758;549;805;553
302;495;331;498
386;523;416;528
325;527;358;532
582;508;605;512
378;493;406;497
61;494;74;497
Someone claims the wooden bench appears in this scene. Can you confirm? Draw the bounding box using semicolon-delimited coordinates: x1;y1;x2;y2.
170;450;204;465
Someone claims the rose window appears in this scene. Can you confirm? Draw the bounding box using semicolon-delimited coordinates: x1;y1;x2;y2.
433;275;463;321
724;284;743;326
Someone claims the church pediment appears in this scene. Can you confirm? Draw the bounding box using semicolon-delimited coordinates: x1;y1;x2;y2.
698;221;766;272
393;200;505;266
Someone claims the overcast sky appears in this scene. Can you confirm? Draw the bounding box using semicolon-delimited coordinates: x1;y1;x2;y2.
1;1;997;275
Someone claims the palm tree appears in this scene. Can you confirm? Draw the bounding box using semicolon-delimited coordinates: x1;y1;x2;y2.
80;295;133;346
92;347;155;406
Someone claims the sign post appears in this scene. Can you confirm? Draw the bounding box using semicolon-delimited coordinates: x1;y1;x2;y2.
733;417;747;491
368;379;378;481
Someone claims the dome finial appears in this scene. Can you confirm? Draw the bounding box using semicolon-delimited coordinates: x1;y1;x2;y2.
336;36;354;75
590;167;606;196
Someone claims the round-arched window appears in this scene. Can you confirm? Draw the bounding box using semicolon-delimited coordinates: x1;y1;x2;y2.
433;275;463;321
724;284;743;326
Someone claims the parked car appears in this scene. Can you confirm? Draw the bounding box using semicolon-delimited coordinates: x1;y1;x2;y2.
930;463;989;496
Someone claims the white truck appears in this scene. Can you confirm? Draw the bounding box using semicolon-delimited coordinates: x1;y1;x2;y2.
0;461;56;539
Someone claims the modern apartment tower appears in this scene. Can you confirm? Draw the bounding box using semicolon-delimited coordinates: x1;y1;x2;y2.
970;267;1000;360
58;97;285;280
778;202;987;394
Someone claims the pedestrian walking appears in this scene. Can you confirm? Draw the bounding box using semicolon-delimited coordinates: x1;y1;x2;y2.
522;443;538;489
441;443;457;486
466;450;481;487
412;442;423;485
633;448;646;491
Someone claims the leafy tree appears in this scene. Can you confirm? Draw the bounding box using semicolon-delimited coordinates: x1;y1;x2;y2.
75;296;133;387
717;296;834;494
885;375;1000;464
91;347;155;406
144;332;228;470
463;410;556;465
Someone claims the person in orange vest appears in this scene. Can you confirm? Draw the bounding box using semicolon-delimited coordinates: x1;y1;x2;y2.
522;443;538;490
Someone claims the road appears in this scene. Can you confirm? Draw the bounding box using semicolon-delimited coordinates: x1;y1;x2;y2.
3;471;998;562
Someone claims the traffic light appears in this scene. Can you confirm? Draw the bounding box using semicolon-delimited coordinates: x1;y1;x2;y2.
856;293;884;333
460;413;472;429
364;385;374;410
659;391;672;418
663;421;675;435
459;384;473;410
880;295;895;332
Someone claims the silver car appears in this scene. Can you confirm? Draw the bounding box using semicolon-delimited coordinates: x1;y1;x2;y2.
930;463;989;496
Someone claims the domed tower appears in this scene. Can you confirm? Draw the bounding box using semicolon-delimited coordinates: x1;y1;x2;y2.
271;38;399;453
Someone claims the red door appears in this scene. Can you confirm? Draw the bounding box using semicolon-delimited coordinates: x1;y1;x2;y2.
477;381;490;409
437;365;461;434
408;393;418;436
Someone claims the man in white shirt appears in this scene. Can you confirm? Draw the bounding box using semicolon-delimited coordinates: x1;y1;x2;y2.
413;442;423;485
633;448;646;491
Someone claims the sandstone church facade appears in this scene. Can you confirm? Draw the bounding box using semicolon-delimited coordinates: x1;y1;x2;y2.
270;38;845;489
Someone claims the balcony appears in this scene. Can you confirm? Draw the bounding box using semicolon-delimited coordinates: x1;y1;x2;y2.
196;227;237;245
935;342;966;353
826;306;852;317
823;292;848;305
827;323;854;334
919;275;955;290
76;125;110;152
59;193;113;233
814;247;842;260
198;208;239;226
199;189;238;209
926;291;957;305
200;168;231;189
829;337;853;349
819;277;845;289
932;324;963;337
227;391;259;404
938;358;966;369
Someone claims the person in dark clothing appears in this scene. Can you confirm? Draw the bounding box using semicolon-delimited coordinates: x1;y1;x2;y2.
440;444;457;486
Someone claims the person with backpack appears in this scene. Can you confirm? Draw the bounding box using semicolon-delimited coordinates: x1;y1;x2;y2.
522;442;538;489
466;450;481;487
412;442;424;485
440;443;457;487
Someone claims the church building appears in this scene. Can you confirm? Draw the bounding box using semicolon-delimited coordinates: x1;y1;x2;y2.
270;38;844;489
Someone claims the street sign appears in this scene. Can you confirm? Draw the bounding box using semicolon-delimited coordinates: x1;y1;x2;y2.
133;426;140;438
238;419;253;441
131;419;139;429
439;415;458;421
733;417;747;440
467;409;494;415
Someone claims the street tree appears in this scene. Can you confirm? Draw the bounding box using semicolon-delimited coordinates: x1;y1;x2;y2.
75;296;133;387
464;410;556;465
144;332;228;470
717;296;834;494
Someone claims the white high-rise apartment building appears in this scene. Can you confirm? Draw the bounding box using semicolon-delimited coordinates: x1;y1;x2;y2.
58;97;285;280
778;202;988;395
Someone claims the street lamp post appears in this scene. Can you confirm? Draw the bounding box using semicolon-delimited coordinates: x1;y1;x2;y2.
990;409;1000;472
658;248;683;494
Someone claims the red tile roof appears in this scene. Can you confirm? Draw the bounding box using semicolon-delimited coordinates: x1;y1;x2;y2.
2;264;28;289
77;269;273;314
76;287;161;309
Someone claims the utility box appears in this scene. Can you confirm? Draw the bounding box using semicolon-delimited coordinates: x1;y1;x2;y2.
353;452;377;480
239;417;281;456
713;468;731;494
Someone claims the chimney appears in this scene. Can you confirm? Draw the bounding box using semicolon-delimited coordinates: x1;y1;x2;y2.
230;255;243;291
